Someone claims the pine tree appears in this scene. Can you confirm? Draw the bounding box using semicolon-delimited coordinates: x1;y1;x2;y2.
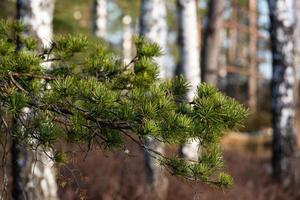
268;0;297;181
0;20;248;196
139;0;169;198
176;0;201;161
13;1;58;199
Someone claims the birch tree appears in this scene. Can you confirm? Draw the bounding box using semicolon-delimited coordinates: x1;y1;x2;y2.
92;0;107;39
176;0;201;161
201;0;224;86
1;20;247;197
268;0;297;181
13;0;59;199
122;15;133;65
139;0;168;199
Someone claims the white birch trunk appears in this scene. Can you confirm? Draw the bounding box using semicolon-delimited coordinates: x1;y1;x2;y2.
177;0;201;161
18;0;55;48
139;0;168;199
92;0;107;39
140;0;168;79
177;0;200;101
268;0;297;182
15;0;59;199
122;15;133;65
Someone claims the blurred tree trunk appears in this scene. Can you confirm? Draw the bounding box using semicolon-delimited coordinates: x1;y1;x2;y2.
226;1;237;97
268;0;297;182
294;0;300;104
122;15;133;65
92;0;107;39
176;0;201;161
248;0;257;111
228;0;237;65
201;0;224;86
140;0;168;199
0;0;8;18
177;0;201;102
11;117;23;200
140;0;168;79
13;0;59;199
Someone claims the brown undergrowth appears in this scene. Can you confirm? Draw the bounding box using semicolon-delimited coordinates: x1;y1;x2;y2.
56;132;300;200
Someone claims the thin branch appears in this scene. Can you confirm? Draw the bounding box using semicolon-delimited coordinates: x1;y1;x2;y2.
9;72;28;94
10;72;58;80
42;58;61;63
124;55;137;70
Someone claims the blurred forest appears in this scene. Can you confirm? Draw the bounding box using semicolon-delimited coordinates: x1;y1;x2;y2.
1;0;300;199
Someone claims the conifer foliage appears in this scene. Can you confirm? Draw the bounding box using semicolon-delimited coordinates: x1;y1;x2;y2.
0;20;248;188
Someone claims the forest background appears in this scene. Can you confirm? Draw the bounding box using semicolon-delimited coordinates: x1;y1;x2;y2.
1;0;300;199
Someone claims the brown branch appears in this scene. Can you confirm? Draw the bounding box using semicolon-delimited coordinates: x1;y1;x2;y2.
124;56;138;70
10;72;58;80
42;58;61;63
8;72;28;94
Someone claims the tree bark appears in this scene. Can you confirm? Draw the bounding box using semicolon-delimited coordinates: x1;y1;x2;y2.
139;0;168;199
177;0;201;101
11;118;24;200
13;0;59;199
201;0;224;86
294;0;300;106
228;0;237;66
140;0;168;79
225;1;237;97
92;0;107;39
176;0;201;161
248;0;258;111
122;15;133;65
0;0;8;18
268;0;297;182
144;137;168;200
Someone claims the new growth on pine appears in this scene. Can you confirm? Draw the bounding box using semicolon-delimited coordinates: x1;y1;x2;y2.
0;20;248;188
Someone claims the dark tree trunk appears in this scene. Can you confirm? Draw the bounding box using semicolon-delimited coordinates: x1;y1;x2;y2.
11;118;24;200
248;0;258;111
0;0;8;18
201;0;224;86
268;0;297;181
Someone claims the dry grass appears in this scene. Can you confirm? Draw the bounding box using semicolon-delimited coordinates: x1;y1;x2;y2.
56;132;300;200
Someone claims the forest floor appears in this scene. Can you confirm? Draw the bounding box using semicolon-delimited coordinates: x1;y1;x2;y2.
57;131;300;200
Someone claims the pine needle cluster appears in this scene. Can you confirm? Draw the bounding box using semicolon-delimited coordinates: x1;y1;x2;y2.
0;20;248;188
